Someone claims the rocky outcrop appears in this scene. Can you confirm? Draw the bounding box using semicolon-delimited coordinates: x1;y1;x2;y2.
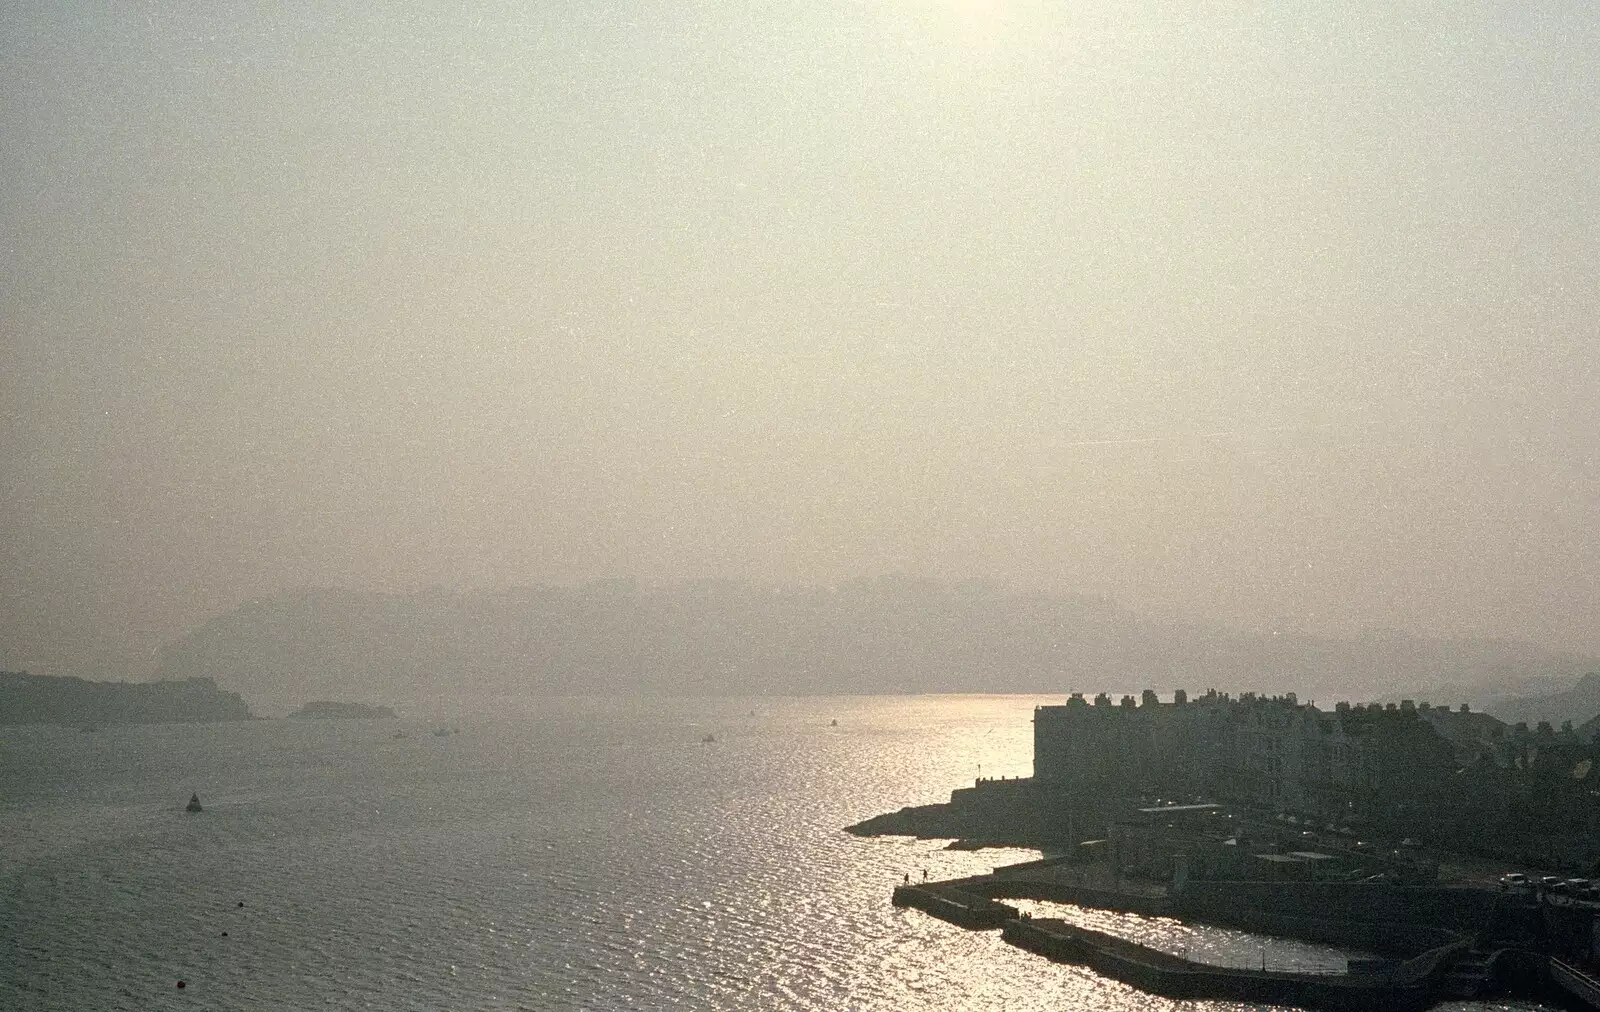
845;778;1093;848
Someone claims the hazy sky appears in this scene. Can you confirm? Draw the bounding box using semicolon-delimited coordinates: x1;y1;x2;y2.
3;1;1597;679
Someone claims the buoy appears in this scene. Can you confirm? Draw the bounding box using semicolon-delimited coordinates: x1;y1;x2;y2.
176;981;185;989
238;901;245;907
221;931;228;937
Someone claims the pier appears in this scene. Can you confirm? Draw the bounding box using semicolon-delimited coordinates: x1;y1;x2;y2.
890;884;1019;930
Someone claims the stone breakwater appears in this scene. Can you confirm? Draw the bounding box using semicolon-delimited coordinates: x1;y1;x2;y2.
891;884;1020;930
886;873;1557;1011
999;914;1454;1012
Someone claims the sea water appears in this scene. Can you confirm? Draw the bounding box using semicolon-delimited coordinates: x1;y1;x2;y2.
0;695;1554;1011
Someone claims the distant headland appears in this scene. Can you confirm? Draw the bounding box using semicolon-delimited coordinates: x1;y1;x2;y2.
288;701;396;720
0;670;252;726
151;580;1596;705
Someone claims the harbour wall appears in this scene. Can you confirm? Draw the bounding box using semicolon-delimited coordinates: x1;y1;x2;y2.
1001;916;1458;1012
965;876;1478;956
891;885;1019;930
1176;881;1496;941
1178;881;1496;927
891;874;1502;1009
979;878;1172;918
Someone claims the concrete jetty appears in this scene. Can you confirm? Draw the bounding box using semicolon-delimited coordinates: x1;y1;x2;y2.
891;884;1019;930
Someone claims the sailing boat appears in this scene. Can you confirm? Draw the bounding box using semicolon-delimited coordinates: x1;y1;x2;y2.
186;793;203;813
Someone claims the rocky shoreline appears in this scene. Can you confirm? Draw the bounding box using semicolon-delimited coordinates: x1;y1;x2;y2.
845;777;1098;850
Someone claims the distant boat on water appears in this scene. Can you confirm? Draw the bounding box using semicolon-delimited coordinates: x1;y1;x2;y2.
702;734;716;744
186;793;203;813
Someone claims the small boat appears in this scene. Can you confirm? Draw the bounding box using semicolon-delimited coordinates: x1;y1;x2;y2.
701;734;716;744
830;719;838;727
186;793;203;813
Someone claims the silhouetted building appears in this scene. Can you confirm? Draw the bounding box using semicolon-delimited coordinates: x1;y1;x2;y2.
1033;690;1484;826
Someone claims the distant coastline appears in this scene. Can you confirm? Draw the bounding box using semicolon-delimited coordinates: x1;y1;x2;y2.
152;581;1598;705
0;670;253;726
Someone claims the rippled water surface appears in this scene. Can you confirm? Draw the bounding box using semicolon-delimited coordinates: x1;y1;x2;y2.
0;695;1558;1010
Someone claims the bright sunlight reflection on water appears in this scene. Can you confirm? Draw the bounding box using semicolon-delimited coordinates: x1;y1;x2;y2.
0;694;1566;1011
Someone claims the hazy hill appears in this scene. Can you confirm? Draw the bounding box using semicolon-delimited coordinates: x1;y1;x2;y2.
152;581;1597;708
0;671;253;726
1479;672;1600;730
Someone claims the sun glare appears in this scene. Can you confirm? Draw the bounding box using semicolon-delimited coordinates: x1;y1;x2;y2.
939;0;1008;31
912;0;1036;53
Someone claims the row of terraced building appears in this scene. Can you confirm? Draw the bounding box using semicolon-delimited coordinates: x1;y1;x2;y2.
1032;689;1528;827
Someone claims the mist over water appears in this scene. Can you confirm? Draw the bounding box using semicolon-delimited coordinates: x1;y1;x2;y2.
144;582;1600;713
0;696;1555;1011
